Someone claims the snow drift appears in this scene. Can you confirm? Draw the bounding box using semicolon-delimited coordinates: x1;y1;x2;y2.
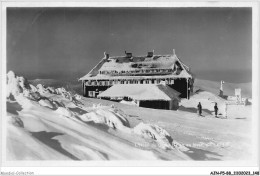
6;71;188;160
6;71;252;161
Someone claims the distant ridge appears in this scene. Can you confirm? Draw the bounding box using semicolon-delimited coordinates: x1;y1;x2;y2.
194;79;252;98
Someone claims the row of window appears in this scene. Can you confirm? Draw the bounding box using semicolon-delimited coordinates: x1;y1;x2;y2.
88;90;103;97
84;79;175;86
99;69;174;75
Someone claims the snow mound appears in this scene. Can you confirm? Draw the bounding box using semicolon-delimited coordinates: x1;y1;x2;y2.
79;108;129;129
36;84;49;94
6;71;77;106
55;87;73;100
55;107;74;117
55;87;67;94
28;92;42;101
74;94;82;100
192;90;224;102
7;71;24;97
46;87;56;94
8;116;24;128
120;100;138;106
30;84;38;92
79;106;176;150
172;140;189;152
133;122;173;150
39;99;54;109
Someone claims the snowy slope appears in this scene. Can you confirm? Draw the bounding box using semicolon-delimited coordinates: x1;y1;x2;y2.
6;71;252;161
194;79;252;98
6;71;189;160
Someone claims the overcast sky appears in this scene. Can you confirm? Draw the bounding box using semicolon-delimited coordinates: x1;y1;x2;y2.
7;7;252;82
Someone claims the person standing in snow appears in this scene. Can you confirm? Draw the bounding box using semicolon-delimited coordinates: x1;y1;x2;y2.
197;102;202;116
214;103;218;117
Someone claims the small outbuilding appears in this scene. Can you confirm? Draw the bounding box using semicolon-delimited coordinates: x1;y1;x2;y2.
97;84;181;110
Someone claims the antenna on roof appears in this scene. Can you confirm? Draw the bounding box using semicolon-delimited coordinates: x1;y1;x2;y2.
173;49;176;55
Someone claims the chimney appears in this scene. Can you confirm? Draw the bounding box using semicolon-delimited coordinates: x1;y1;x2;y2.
173;49;175;55
147;50;154;57
104;51;109;60
125;51;132;58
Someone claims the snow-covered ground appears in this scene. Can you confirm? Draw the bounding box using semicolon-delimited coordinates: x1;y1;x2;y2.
6;71;252;160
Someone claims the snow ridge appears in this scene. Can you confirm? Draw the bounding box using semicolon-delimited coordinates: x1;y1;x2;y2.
6;70;182;154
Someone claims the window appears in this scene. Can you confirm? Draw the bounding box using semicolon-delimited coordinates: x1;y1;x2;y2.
143;80;148;84
88;91;95;97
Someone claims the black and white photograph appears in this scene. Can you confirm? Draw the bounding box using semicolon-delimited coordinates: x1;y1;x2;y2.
1;1;259;175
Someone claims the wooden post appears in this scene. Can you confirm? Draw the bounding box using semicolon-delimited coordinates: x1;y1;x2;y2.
83;81;86;97
186;78;189;99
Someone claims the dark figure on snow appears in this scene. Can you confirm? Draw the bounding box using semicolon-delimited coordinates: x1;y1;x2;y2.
214;103;218;117
197;102;202;116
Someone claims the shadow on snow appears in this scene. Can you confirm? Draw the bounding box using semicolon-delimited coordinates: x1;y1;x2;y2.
184;146;222;161
30;131;80;160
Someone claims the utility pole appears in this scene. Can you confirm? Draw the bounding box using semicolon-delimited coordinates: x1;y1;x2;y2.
219;80;224;97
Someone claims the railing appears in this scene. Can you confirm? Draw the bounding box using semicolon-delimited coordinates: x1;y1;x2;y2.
84;79;175;86
99;68;175;76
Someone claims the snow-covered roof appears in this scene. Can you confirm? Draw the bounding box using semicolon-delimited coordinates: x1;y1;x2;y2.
97;84;181;101
79;53;193;81
100;55;176;72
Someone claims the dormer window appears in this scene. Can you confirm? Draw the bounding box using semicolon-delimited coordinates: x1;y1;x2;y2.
147;51;153;57
125;51;132;58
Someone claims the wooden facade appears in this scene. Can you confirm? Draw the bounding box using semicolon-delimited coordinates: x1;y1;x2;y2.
82;77;193;99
